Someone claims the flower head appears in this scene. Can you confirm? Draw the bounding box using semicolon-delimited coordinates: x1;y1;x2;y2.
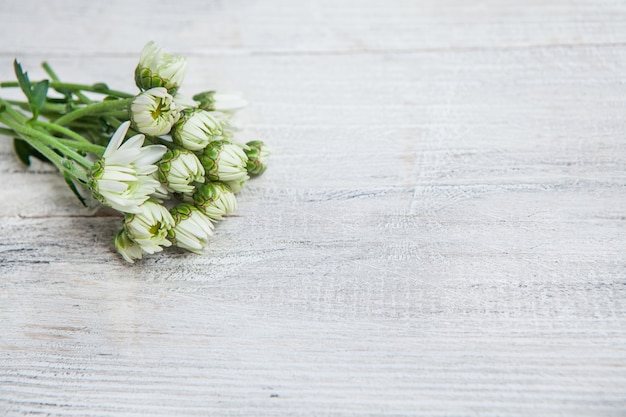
130;87;180;136
123;200;174;254
198;140;249;192
135;41;187;94
193;182;237;221
244;140;270;176
193;91;248;113
157;149;205;195
114;229;144;263
89;121;166;213
172;109;232;151
169;203;214;254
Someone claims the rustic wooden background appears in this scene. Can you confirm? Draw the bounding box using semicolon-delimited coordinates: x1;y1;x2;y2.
0;1;625;415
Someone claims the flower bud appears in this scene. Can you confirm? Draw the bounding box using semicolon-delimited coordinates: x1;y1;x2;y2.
113;230;144;263
169;203;214;254
197;140;249;192
192;182;237;221
123;200;174;254
130;87;180;136
135;41;187;94
193;91;248;113
244;140;270;176
172;109;232;151
157;149;205;195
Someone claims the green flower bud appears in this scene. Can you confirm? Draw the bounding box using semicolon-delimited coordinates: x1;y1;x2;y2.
113;230;144;264
123;200;174;255
169;203;214;254
197;140;249;192
157;149;205;195
192;182;237;221
172;109;232;152
193;91;247;113
135;41;187;94
244;140;270;176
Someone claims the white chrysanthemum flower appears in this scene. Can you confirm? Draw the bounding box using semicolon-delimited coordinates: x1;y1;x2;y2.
172;109;232;151
114;229;144;263
90;121;166;213
135;41;187;93
169;204;214;254
158;149;205;195
193;91;248;113
130;87;180;136
173;93;199;110
198;140;249;192
193;182;237;221
123;200;174;254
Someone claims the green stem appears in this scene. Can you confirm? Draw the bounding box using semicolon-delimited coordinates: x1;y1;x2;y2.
42;62;95;108
0;99;28;122
0;113;93;169
52;82;134;99
41;61;61;82
31;121;106;155
56;138;106;154
7;99;68;113
31;120;91;144
105;110;130;119
0;126;15;136
1;80;134;99
22;125;92;169
54;97;134;126
0;113;87;182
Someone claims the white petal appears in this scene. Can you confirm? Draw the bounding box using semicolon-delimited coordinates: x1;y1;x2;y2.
103;121;130;158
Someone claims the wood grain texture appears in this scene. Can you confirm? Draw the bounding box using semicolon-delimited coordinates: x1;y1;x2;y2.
0;1;625;416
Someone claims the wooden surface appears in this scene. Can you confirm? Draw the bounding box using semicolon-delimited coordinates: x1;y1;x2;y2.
1;1;625;415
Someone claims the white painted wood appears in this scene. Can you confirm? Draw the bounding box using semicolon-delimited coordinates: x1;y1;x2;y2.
0;1;625;416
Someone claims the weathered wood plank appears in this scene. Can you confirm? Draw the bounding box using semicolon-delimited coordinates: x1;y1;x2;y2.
0;0;625;416
1;0;625;57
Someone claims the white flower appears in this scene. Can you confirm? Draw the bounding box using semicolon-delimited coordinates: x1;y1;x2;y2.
130;87;180;136
193;91;248;113
172;109;232;151
158;149;205;194
135;41;187;93
193;182;237;221
198;140;249;192
113;230;144;263
124;200;174;254
169;204;214;254
90;121;166;213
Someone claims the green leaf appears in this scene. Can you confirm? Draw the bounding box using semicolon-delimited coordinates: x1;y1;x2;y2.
63;171;87;207
13;59;33;102
31;79;49;117
13;138;32;166
13;60;51;120
13;138;52;166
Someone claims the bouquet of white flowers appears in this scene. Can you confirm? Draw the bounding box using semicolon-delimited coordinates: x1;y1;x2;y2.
0;42;269;263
